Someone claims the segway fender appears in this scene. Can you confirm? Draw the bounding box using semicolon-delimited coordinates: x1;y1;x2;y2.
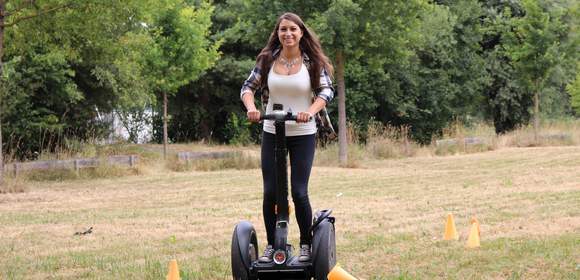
233;220;256;267
311;216;336;280
311;209;333;231
310;210;335;264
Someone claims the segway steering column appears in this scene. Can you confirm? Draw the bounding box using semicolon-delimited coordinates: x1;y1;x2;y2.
260;111;298;264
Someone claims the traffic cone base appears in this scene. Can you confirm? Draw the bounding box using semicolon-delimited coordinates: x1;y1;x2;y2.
444;213;459;240
327;264;358;280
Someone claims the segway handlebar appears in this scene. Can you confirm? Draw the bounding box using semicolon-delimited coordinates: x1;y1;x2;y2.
260;111;312;122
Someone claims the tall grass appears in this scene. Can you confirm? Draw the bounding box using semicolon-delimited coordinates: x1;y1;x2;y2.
317;119;580;163
167;151;260;172
38;141;161;163
4;119;579;185
315;122;366;168
22;163;142;182
0;177;27;194
366;122;417;159
434;120;497;156
496;119;580;148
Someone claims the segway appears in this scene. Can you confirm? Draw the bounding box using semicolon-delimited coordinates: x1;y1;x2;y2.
231;107;337;280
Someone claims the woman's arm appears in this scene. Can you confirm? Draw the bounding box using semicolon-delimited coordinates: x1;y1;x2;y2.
297;68;334;123
240;65;263;122
240;66;263;101
242;92;261;122
315;68;334;103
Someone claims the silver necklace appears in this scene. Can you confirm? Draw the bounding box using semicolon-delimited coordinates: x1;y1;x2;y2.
279;55;300;73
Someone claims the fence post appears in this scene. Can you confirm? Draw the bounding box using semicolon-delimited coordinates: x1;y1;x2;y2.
74;159;81;173
129;155;135;167
13;163;19;177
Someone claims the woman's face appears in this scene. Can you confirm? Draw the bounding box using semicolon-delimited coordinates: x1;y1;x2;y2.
278;19;303;49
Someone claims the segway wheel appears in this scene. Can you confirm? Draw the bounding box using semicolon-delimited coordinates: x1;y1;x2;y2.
312;219;336;280
231;221;258;280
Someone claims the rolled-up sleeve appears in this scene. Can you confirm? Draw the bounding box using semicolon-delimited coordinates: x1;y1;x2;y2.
240;66;262;100
315;68;334;103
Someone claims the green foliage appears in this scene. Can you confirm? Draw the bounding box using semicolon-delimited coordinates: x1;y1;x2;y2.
145;1;221;145
568;70;580;115
146;1;221;95
1;0;221;158
223;112;252;145
1;0;578;157
503;0;568;92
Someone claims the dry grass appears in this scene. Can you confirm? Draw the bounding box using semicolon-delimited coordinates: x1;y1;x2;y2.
496;120;580;148
0;145;579;279
167;151;260;172
21;165;142;182
0;177;27;194
316;120;580;166
8;120;579;181
366;123;417;159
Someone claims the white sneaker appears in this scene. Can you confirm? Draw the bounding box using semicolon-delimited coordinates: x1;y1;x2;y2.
298;244;311;262
258;245;275;263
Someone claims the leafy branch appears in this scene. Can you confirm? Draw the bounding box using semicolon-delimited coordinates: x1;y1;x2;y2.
1;1;75;28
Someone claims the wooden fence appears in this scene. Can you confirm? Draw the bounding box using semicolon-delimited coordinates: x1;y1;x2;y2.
177;151;235;162
435;137;486;147
4;155;139;176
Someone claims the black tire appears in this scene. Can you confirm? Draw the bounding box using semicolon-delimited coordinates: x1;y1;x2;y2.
311;219;336;280
231;221;258;280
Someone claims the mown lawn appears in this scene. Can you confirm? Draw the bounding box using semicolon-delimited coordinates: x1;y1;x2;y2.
0;146;579;279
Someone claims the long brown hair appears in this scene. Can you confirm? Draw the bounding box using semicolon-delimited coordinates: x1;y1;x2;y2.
256;12;334;92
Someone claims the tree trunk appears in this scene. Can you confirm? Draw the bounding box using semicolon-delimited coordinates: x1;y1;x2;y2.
336;50;347;166
533;84;539;144
198;90;211;141
0;0;5;186
163;92;168;160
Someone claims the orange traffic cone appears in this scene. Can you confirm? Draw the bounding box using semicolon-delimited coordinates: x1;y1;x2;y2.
470;217;481;237
443;213;459;240
327;264;358;280
166;259;181;280
466;217;481;248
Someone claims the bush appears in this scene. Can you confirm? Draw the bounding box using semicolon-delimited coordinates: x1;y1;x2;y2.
223;112;253;145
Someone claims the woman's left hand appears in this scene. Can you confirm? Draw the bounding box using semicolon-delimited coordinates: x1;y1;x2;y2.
296;112;313;123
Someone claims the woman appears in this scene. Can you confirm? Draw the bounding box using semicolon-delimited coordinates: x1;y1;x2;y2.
240;12;334;263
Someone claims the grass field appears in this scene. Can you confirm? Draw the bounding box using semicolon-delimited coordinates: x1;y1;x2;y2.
0;145;579;279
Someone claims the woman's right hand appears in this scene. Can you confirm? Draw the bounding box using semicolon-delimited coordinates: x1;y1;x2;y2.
247;110;261;122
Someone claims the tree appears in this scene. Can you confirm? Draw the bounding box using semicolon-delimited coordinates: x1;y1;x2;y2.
144;0;220;159
311;0;360;166
503;0;570;141
312;0;424;164
0;0;78;185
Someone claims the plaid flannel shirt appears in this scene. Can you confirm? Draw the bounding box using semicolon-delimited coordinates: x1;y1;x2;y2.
240;49;336;140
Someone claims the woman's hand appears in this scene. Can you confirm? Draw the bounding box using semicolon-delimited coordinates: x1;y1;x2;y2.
247;110;261;122
296;111;313;123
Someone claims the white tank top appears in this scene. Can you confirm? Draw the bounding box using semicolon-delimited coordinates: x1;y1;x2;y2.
264;62;316;136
